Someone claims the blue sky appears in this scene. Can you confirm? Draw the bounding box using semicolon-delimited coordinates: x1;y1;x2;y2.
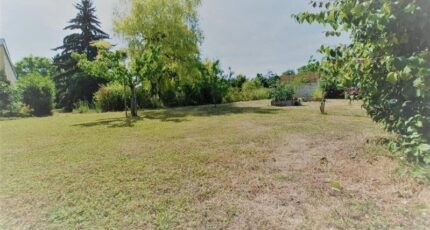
0;0;349;77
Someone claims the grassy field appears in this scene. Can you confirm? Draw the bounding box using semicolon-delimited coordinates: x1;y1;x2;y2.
1;100;429;229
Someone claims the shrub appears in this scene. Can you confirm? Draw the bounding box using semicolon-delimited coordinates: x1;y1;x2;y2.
17;74;55;116
0;80;13;113
223;88;243;103
223;82;271;103
94;82;130;112
94;82;157;112
312;87;324;101
272;83;295;101
73;100;92;113
242;80;262;91
242;88;271;101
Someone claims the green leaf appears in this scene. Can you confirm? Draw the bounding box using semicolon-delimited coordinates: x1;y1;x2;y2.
413;78;423;88
418;144;430;153
387;72;397;83
424;155;430;164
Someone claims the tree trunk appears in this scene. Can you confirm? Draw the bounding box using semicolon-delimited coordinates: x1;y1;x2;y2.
123;81;128;118
320;92;327;114
130;84;138;117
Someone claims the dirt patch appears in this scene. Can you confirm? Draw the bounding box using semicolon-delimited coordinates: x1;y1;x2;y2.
221;131;430;229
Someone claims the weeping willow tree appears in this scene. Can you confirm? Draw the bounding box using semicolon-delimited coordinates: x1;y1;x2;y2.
114;0;203;102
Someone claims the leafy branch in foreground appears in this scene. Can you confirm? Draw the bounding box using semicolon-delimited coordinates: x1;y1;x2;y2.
294;0;430;164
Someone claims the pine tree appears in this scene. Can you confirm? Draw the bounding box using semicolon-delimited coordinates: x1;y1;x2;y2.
53;0;109;111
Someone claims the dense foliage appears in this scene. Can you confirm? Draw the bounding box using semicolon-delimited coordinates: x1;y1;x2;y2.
114;0;202;105
53;0;109;111
272;83;295;102
17;75;56;116
0;80;13;114
94;82;131;112
295;0;430;164
14;56;57;79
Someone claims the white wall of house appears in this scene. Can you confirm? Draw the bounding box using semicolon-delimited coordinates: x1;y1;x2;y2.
0;39;17;84
294;82;319;100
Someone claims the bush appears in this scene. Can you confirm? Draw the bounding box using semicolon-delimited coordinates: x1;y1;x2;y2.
223;88;243;103
94;82;130;112
223;81;271;103
94;82;157;112
242;88;271;101
0;80;13;113
272;83;295;101
312;87;324;101
17;75;55;116
73;100;92;113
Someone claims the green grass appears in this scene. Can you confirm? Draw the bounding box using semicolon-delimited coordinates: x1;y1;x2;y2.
1;100;428;229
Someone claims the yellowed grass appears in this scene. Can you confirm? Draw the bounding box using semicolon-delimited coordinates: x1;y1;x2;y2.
0;100;428;229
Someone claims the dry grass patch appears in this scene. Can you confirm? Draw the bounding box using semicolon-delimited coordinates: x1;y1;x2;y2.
0;100;428;229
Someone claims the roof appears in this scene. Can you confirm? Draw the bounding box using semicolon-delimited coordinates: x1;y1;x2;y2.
280;72;319;83
0;38;18;81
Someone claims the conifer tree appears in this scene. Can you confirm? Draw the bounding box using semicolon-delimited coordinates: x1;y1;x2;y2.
53;0;109;111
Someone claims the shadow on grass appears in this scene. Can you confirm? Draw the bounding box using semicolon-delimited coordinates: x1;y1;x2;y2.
73;117;142;128
73;104;282;128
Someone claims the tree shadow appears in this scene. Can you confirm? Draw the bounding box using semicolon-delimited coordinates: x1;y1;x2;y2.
73;117;142;128
73;103;282;128
142;104;282;121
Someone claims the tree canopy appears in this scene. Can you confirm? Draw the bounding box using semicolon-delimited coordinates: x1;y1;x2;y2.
53;0;110;111
14;56;57;79
295;0;430;164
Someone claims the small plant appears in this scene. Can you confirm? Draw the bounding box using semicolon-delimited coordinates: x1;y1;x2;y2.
73;100;91;113
272;83;295;102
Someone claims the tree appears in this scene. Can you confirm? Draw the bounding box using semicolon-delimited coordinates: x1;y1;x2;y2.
114;0;202;105
230;74;247;89
14;56;56;79
282;69;296;76
53;0;109;111
202;60;228;106
297;57;320;74
265;71;281;88
295;0;430;164
74;42;162;117
17;74;56;116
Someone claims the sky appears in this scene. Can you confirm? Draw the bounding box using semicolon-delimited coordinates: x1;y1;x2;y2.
0;0;349;77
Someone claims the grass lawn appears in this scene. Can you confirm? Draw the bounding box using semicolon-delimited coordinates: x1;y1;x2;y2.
1;100;429;229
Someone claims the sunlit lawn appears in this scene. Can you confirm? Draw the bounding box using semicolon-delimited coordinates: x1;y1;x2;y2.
1;100;428;229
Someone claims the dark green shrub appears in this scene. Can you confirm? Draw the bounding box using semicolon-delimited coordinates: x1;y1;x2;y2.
0;80;13;113
94;82;157;112
17;75;55;116
272;83;295;101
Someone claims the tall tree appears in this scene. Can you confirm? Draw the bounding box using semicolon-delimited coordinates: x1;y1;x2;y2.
53;0;109;111
114;0;202;103
74;41;162;117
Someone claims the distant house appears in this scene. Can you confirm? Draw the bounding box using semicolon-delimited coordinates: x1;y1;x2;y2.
0;39;17;84
280;72;319;100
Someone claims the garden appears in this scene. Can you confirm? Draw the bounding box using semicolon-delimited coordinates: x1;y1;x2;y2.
0;0;429;229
